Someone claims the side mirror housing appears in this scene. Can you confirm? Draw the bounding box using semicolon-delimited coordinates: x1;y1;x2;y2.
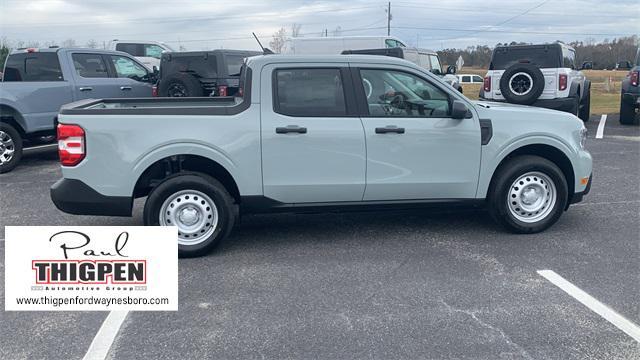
580;61;593;70
451;100;470;120
446;65;457;75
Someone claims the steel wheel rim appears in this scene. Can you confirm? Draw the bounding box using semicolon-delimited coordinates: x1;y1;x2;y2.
509;72;533;96
0;131;15;165
159;189;219;245
507;171;557;223
168;83;187;97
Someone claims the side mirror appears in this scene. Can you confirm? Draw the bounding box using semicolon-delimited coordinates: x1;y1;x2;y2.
451;100;470;120
446;65;457;75
580;61;593;70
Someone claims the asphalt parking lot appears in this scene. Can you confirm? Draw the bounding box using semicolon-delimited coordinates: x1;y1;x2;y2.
1;114;638;359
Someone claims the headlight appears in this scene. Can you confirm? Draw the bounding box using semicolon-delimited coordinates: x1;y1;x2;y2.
579;127;588;148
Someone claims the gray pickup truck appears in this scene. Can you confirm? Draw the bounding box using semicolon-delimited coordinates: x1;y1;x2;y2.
51;55;592;257
0;47;154;173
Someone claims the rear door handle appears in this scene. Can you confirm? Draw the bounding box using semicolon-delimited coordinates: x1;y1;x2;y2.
120;86;132;91
276;125;307;134
375;125;405;134
79;87;93;92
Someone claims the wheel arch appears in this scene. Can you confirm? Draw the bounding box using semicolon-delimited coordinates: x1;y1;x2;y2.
0;104;27;135
133;154;241;204
483;143;576;207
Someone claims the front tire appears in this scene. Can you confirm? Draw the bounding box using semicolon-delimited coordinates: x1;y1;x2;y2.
0;122;23;174
488;155;568;233
143;173;237;257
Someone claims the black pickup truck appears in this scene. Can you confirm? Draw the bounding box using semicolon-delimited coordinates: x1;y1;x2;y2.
620;48;639;125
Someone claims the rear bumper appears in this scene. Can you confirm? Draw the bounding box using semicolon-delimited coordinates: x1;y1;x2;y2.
50;178;132;216
621;92;640;106
480;96;577;113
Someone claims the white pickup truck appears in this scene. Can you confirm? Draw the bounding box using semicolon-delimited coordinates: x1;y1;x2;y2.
51;55;592;257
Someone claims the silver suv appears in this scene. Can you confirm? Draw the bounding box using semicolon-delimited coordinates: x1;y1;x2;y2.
480;43;591;122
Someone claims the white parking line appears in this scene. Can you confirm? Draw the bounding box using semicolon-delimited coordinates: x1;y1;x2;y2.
595;114;607;139
83;311;129;360
538;270;640;343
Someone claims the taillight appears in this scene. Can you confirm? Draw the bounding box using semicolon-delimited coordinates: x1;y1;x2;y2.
483;76;491;92
559;74;568;91
57;124;85;166
152;85;158;97
217;85;228;97
631;70;639;87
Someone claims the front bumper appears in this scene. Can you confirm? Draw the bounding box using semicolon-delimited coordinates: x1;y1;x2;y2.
570;173;592;205
479;96;577;113
51;178;132;216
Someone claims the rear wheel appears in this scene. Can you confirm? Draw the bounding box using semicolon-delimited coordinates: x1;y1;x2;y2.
619;96;639;125
143;173;237;257
0;122;23;174
578;88;590;122
488;155;568;233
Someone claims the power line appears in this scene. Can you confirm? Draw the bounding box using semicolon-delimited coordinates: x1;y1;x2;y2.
392;26;638;38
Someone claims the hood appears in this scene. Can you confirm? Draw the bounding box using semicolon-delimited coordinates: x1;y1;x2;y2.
472;100;583;125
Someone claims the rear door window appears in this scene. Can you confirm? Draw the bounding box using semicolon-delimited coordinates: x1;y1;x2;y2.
274;68;347;117
72;53;109;78
115;43;143;57
3;52;64;81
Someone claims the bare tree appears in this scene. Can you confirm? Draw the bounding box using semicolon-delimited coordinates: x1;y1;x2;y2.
290;23;302;37
86;39;98;49
269;27;287;53
61;38;76;47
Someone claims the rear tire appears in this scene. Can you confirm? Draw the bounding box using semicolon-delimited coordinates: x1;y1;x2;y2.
578;87;590;122
143;173;237;257
0;122;23;174
619;96;639;125
488;155;568;233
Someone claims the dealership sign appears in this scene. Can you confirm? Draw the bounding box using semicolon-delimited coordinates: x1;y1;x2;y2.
5;226;178;311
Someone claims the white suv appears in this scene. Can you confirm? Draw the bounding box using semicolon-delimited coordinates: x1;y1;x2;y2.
480;43;591;122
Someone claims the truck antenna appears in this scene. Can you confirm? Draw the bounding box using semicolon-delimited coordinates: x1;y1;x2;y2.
253;33;274;55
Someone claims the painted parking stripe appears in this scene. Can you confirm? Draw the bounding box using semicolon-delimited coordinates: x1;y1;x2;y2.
595;114;607;139
538;270;640;343
83;311;129;360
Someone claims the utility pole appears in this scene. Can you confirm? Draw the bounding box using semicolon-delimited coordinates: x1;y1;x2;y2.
386;2;391;36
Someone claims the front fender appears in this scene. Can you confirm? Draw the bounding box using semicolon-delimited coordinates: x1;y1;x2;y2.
476;134;577;198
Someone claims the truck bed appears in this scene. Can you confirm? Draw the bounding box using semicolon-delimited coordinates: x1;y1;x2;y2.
60;96;244;115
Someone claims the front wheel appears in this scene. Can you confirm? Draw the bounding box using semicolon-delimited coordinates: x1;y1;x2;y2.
143;173;237;257
488;155;568;233
0;122;23;174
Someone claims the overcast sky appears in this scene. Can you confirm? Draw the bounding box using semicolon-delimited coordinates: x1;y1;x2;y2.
1;0;638;51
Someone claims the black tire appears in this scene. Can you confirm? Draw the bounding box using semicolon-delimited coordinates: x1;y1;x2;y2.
143;173;237;257
578;85;591;122
0;122;23;174
487;155;568;234
619;96;639;125
158;73;203;97
499;64;545;105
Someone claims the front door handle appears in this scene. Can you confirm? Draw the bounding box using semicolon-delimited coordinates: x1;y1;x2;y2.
276;125;307;134
375;125;405;134
79;87;93;92
120;86;132;91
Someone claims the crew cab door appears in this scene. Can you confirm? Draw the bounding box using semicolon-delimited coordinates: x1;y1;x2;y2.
106;54;153;97
260;63;366;203
352;65;481;200
68;52;122;100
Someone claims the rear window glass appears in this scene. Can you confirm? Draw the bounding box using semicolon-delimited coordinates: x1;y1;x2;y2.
160;53;217;79
3;52;64;81
274;68;347;117
490;46;561;70
225;55;245;76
